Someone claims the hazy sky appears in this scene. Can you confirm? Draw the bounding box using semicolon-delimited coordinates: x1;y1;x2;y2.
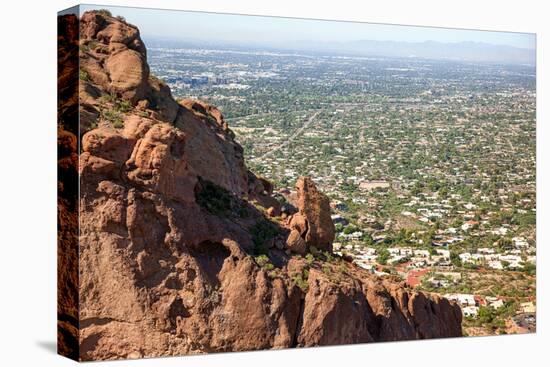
80;4;536;49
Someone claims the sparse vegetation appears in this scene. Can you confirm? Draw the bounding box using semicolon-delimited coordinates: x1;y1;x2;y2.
88;40;98;51
101;108;123;128
79;69;90;82
96;9;112;17
97;93;132;128
98;92;117;104
292;268;310;292
254;254;275;271
195;178;232;215
99;92;132;113
116;99;132;113
250;219;279;255
112;118;124;129
463;302;520;334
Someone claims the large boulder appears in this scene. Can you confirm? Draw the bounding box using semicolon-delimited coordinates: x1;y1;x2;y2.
105;49;149;103
80;11;150;104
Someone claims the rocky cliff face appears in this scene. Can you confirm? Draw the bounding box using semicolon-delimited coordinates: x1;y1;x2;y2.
59;10;462;361
57;12;80;359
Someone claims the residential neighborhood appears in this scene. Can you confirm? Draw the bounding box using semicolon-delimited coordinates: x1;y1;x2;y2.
150;39;536;336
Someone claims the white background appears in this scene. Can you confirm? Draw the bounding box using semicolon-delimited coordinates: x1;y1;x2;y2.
0;0;546;365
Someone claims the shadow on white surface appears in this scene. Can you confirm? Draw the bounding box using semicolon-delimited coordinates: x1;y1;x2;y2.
36;340;57;355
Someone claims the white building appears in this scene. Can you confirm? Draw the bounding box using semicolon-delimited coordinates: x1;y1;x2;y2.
512;237;529;248
463;306;479;317
445;293;476;307
459;252;473;263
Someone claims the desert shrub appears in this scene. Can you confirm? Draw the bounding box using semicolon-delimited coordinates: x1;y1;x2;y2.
115;99;132;113
99;93;131;113
98;92;117;104
86;40;98;51
322;263;332;276
79;69;90;82
309;245;320;257
250;219;279;255
195;178;232;215
292;268;310;292
112;119;124;129
96;9;112;17
255;254;275;271
101;108;123;128
324;251;334;262
255;255;270;267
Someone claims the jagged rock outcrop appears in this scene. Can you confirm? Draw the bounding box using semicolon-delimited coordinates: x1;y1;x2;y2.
286;177;335;254
78;11;246;195
58;10;462;361
80;11;150;104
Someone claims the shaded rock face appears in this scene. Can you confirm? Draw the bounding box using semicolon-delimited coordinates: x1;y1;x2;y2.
59;11;462;362
57;12;80;360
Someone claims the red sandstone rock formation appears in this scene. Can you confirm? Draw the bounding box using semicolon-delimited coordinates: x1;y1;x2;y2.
58;10;462;362
57;12;80;360
286;177;335;254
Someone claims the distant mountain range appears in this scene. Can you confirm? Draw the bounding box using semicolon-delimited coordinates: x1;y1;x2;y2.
147;36;536;66
280;39;536;66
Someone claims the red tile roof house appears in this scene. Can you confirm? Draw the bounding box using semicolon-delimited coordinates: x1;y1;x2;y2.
474;295;487;307
406;269;430;287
